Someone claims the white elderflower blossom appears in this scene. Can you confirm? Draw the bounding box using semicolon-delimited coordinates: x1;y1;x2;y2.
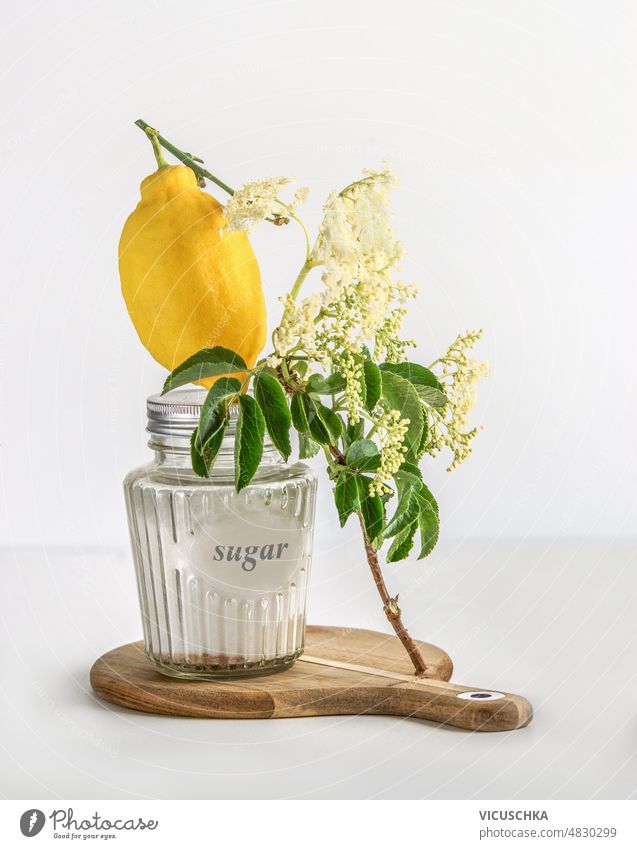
289;186;309;212
274;293;320;358
266;163;421;437
305;163;417;365
224;176;296;231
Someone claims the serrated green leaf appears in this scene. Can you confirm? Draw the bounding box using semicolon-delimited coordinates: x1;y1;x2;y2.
358;479;384;543
413;484;440;558
192;415;228;477
394;466;422;501
299;432;321;459
396;461;423;481
254;372;292;461
379;361;443;391
293;360;309;378
384;489;420;538
345;439;381;472
416;385;448;408
334;472;365;527
386;521;418;562
362;359;381;412
190;429;208;478
304;396;342;445
198;377;241;446
311;399;343;442
413;481;439;517
162;347;248;394
306;373;346;395
343;419;365;449
201;417;227;473
416;411;429;459
290;392;310;432
306;401;330;443
380;370;424;463
417;506;439;559
235;395;265;491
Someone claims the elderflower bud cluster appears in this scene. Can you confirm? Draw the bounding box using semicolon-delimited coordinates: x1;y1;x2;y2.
333;351;364;423
426;329;489;471
224;176;308;231
369;407;410;496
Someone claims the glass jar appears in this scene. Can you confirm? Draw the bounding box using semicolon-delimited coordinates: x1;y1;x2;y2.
124;388;317;679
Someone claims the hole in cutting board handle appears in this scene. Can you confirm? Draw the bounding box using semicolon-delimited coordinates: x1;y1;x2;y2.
457;691;505;702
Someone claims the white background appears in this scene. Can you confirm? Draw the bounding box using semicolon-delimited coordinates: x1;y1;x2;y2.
1;0;637;803
1;0;635;550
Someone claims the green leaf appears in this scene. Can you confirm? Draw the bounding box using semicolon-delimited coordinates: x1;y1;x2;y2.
380;370;424;463
162;347;248;393
299;433;321;459
345;439;381;472
290;393;310;432
343;419;365;449
384;489;420;538
413;485;440;559
414;481;439;517
303;397;342;445
311;399;343;442
358;478;384;543
191;415;228;477
362;359;381;412
306;373;346;395
334;472;365;527
379;362;442;391
416;412;429;459
198;377;241;446
395;461;423;482
201;417;227;473
416;385;448;408
234;395;265;491
305;400;331;443
254;372;292;461
190;429;208;478
387;521;418;562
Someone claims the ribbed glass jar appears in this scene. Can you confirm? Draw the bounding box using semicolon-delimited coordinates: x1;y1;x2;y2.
124;388;317;679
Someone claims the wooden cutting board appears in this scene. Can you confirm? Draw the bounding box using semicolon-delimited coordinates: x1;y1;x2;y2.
90;625;532;732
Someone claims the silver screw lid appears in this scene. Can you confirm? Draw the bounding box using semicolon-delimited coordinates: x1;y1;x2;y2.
146;387;239;439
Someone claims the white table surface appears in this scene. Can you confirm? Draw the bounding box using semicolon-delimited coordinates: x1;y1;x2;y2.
1;539;636;800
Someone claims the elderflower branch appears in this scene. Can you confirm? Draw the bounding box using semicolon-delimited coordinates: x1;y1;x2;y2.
152;137;488;678
282;207;313;261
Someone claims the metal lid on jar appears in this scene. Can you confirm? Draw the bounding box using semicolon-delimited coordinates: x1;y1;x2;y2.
146;387;239;439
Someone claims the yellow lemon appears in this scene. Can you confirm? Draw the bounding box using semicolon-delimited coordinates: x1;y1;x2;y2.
119;165;266;387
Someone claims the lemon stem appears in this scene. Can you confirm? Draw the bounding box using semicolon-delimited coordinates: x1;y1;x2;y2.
145;128;169;170
135;119;235;196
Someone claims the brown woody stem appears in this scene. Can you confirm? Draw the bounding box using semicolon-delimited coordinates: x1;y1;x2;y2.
328;443;429;675
357;514;430;677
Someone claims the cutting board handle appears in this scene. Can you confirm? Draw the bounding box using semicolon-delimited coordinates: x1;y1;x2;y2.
393;677;532;731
